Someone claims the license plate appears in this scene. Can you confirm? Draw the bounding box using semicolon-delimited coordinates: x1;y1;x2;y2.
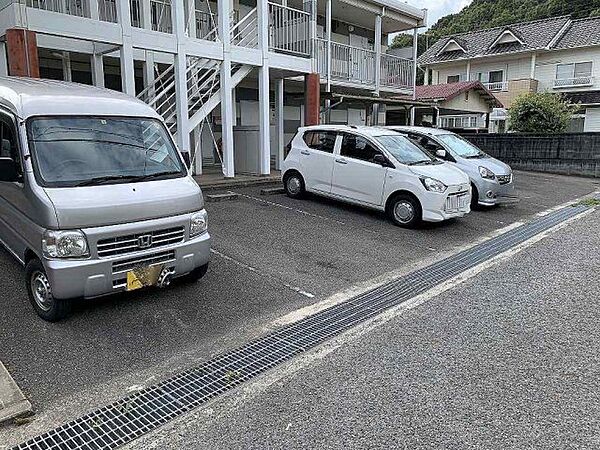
126;265;163;291
446;194;468;212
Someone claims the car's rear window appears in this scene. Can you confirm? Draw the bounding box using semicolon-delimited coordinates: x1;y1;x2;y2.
303;131;337;153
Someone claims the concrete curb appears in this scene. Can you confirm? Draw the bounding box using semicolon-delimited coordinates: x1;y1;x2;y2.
0;361;32;424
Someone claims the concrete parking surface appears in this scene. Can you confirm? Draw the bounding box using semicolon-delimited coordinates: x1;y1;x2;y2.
0;170;598;446
127;193;600;450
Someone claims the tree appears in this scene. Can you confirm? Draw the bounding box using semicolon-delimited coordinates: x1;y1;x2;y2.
508;92;575;133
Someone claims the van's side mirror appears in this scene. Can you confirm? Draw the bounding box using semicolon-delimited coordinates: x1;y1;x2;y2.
0;158;19;182
435;149;447;159
181;152;191;169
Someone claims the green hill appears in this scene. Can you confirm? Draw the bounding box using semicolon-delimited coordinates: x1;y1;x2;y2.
391;0;600;51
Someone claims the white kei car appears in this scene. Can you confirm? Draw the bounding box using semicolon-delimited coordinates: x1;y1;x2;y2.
281;125;471;228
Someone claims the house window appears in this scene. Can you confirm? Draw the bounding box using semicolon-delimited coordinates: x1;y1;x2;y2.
567;114;586;133
489;70;504;83
555;62;593;87
447;75;460;84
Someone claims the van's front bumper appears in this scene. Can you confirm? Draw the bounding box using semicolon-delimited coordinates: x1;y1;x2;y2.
44;232;211;300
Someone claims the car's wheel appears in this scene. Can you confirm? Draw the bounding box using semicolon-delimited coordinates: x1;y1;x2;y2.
181;263;209;283
26;258;71;322
470;183;480;209
284;171;306;199
388;194;422;228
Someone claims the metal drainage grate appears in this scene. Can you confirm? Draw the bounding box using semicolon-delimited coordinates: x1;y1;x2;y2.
13;204;589;450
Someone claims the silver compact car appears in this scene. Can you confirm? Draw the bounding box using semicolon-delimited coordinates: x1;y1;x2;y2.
0;78;211;321
388;126;519;207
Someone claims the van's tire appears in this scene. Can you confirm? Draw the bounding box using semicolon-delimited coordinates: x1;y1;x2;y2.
387;193;422;228
26;258;71;322
181;263;209;283
283;171;306;199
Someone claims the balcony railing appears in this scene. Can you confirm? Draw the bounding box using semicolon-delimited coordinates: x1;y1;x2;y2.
268;2;310;57
315;39;376;86
484;81;509;92
98;0;116;22
554;76;594;88
316;38;414;90
25;0;89;17
380;53;412;89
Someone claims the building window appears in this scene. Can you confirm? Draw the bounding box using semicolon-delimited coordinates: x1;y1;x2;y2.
567;114;586;133
488;70;504;83
447;75;460;84
555;62;593;87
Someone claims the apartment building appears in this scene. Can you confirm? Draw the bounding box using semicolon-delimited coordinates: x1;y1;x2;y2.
418;15;600;133
0;0;426;177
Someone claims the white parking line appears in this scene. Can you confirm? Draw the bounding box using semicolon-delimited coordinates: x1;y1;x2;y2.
230;191;346;225
210;249;315;299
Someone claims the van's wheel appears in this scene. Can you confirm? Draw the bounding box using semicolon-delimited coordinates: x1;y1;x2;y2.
26;258;71;322
387;194;422;228
181;263;209;283
284;171;305;199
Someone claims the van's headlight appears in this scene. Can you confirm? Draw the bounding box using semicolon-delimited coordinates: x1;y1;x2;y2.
190;210;208;237
479;166;495;179
420;177;447;193
42;230;89;258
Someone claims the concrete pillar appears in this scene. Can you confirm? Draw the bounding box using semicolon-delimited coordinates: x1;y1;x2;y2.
374;14;382;95
89;0;99;20
141;0;152;29
219;0;235;177
173;0;191;153
372;103;380;126
466;60;471;81
143;50;155;93
257;0;270;175
5;29;39;77
117;1;136;95
61;51;72;82
91;51;105;87
530;53;537;80
411;28;418;101
275;78;284;171
424;66;429;85
187;0;197;38
0;43;8;77
304;73;320;126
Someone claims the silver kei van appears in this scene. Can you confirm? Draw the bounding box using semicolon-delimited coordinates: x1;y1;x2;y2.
0;78;211;321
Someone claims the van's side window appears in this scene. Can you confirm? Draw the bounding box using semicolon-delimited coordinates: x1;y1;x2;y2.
0;115;21;176
340;134;382;164
303;131;336;153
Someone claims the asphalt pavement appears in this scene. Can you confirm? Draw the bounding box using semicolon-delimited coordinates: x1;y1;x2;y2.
126;193;600;450
0;170;597;446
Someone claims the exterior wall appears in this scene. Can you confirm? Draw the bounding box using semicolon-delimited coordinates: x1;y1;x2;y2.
470;55;532;82
535;47;600;92
433;63;468;84
493;79;538;108
441;89;491;113
585;107;600;132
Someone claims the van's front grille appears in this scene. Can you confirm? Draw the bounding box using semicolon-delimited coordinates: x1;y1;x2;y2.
497;174;512;185
112;250;176;275
97;227;185;257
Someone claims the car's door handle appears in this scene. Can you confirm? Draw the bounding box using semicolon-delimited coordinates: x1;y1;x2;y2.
335;158;347;164
300;150;310;156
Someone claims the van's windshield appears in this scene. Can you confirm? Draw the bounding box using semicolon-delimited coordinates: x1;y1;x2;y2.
27;116;187;187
